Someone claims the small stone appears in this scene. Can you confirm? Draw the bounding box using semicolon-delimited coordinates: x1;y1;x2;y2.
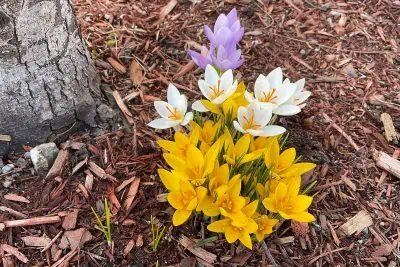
368;94;385;105
342;64;357;78
15;158;28;168
300;49;306;55
2;164;15;174
24;152;31;159
2;176;14;188
30;143;59;176
97;104;115;122
325;54;337;62
355;89;364;96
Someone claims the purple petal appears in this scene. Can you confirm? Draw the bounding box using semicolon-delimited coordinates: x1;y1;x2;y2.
188;50;210;69
214;14;228;32
204;25;217;46
215;27;233;46
227;8;238;26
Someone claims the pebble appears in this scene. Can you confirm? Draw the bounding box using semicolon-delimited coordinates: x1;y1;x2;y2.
368;94;385;105
2;164;15;174
30;143;59;176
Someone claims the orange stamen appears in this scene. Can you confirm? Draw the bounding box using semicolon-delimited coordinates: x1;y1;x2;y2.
261;88;278;103
209;80;224;100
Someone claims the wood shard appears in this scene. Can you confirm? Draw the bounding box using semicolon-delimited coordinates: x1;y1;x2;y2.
62;209;79;230
1;244;29;263
374;150;400;179
46;150;69;179
380;113;399;143
107;57;126;74
338;210;373;236
123;239;135;256
88;161;106;178
21;236;51;247
113;90;135;124
123;177;140;210
3;216;61;229
4;193;30;203
179;235;217;264
129;59;143;86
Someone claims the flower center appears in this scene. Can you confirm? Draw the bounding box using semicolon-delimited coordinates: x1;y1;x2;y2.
243;110;261;130
181;190;196;207
209;80;225;100
260;88;278;103
166;106;184;121
219;195;234;212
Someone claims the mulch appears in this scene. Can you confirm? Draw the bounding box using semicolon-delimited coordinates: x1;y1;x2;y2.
1;0;400;266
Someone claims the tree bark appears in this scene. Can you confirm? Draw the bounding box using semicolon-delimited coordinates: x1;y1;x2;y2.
0;0;100;156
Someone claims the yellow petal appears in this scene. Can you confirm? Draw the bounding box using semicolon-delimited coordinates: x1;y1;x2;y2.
262;198;277;213
203;139;222;176
245;218;258;233
201;99;222;114
242;200;258;218
163;153;187;173
196;186;208;201
256;183;265;199
189;123;200;145
186;197;198;210
291;211;316;223
168;192;183;210
158;169;180;191
172;209;192;226
234;134;250;159
175;131;189;146
228;175;242;196
264;138;279;169
285;176;301;197
225;226;240;243
255;231;264;242
278;148;296;171
157;140;178;153
290;195;313;212
281;163;316;177
187;145;204;177
238;231;253;249
229;211;248;227
204;204;220;217
274;182;288;198
207;219;230;233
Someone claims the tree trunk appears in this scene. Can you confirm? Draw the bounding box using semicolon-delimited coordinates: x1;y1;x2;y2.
0;0;100;156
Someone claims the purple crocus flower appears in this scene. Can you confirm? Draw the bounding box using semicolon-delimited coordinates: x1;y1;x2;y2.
204;8;244;48
187;46;212;69
210;44;244;71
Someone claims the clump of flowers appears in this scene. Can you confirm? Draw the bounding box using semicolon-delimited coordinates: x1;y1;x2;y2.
148;9;314;250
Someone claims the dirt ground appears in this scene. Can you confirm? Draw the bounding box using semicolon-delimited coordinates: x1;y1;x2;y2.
1;0;400;266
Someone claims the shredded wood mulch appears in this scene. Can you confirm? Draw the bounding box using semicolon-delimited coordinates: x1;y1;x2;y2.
1;0;400;266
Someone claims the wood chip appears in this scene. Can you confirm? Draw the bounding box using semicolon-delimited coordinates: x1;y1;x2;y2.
371;244;393;258
179;235;217;264
46;150;69;179
129;59;143;86
59;228;93;250
341;172;356;191
88;161;106;179
174;60;195;78
123;239;135;256
71;157;87;175
116;176;136;193
374;150;400;179
4;193;30;203
275;236;295;244
123;177;140;210
77;183;90;199
21;236;51;247
338;210;373;236
0;135;11;142
136;234;143;248
380;113;399;143
0;206;28;219
377;150;400;185
327;221;341;245
159;0;177;20
291;54;313;71
1;244;29;263
85;171;94;192
107;57;126;74
62;209;79;230
113;90;135;124
3;216;61;229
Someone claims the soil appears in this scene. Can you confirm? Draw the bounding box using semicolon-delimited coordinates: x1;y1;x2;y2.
1;0;400;266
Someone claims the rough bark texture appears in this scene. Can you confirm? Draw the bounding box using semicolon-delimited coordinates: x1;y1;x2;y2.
0;0;100;156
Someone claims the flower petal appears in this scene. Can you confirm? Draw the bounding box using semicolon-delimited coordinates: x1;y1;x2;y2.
205;64;220;86
294;78;305;95
148;118;179;129
273;104;301;116
207;219;230;233
167;84;182;108
239;231;253;249
154;101;173;118
290;195;313;212
244;91;255;103
291;211;316;223
262;198;277;213
242;200;258;217
192;100;209;112
168;192;184;210
198;80;213;100
266;67;282;90
254;74;270;100
233;121;246;133
158;169;180;191
225;226;240;243
172;209;192;226
181;112;193;126
278;148;296;171
275;83;296;105
257;125;286;137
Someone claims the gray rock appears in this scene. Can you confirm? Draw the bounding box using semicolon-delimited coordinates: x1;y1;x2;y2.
15;157;28;168
30;143;59;176
2;176;14;188
2;164;15;174
97;104;115;122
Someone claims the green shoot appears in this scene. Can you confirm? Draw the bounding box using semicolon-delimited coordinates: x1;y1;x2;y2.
151;215;166;252
155;260;159;267
91;199;112;247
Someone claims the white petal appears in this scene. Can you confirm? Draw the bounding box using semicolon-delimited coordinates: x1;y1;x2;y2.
237;106;247;128
213;80;237;105
273;104;301;116
233;121;246;133
275;83;296;105
244;91;255;103
258;102;277;111
198;80;213;100
247;129;265;137
205;64;220;85
167;84;181;108
266;67;282;90
257;125;286;137
294;78;305;95
181;112;193;126
292;91;311;105
283;78;291;85
192;100;209;112
154;101;172;118
220;69;233;90
254;74;270;100
212;94;229;105
179;95;188;114
148;118;179;129
254;105;272;127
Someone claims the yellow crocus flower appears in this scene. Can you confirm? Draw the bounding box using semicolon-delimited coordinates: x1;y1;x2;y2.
191;120;222;154
163;137;222;186
254;215;278;241
223;130;260;165
207;200;259;249
157;127;199;158
158;169;207;226
264;138;316;180
262;176;315;223
222;81;248;119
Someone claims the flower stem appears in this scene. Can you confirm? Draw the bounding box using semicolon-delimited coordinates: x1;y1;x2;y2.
261;240;279;267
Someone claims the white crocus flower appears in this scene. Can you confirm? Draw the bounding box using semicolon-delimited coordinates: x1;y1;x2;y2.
282;78;311;109
244;67;300;116
148;84;193;129
233;102;286;137
192;64;238;112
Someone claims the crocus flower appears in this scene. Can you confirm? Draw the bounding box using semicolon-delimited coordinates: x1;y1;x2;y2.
233;102;286;137
192;65;237;112
244;68;300;116
283;78;311;109
204;8;244;48
157;127;200;158
262;176;315;223
210;44;244;71
187;46;212;69
148;84;193;129
254;215;278;241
